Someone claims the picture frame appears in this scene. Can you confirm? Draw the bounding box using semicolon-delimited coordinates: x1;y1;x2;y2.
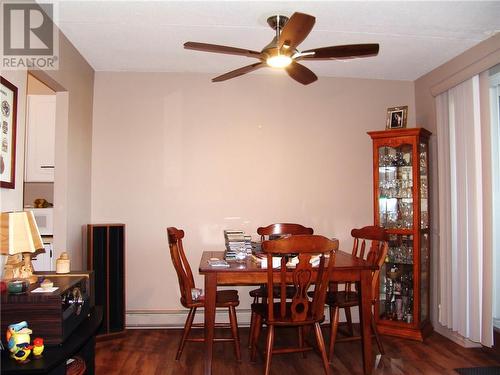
1;76;18;189
386;105;408;129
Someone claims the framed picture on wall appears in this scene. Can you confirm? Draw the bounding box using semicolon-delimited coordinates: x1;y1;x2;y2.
1;76;18;189
386;105;408;129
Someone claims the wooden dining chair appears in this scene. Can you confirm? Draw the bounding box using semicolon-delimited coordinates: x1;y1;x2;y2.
248;223;314;348
250;235;338;375
167;227;241;361
326;225;388;362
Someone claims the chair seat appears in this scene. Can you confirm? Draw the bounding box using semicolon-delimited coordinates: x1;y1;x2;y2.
251;302;320;326
326;290;359;308
249;285;297;299
214;289;240;306
184;289;239;308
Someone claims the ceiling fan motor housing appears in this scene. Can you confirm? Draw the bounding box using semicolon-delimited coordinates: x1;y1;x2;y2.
267;15;289;31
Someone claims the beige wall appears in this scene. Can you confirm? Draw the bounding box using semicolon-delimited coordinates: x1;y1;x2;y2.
27;74;55;95
0;30;94;270
92;71;415;325
415;33;500;345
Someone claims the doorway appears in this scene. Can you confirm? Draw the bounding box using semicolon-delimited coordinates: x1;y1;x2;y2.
24;74;56;271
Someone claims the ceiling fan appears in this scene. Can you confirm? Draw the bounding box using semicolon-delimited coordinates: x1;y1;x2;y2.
184;12;379;85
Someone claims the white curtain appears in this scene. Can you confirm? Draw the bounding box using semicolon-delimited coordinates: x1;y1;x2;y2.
436;75;493;346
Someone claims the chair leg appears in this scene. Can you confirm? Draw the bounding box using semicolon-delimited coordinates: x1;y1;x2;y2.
176;307;196;360
313;322;331;375
344;307;354;336
264;325;275;375
248;296;258;348
328;306;339;363
248;310;256;349
371;312;385;355
228;306;241;361
298;326;307;358
250;313;262;362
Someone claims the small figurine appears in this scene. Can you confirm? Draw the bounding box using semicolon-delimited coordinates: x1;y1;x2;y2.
33;198;53;208
32;337;44;358
6;321;33;362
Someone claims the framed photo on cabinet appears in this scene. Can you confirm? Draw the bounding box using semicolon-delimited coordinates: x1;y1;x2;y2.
386;105;408;130
0;76;18;189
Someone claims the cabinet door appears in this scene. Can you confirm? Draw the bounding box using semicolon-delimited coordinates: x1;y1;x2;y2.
419;142;430;323
376;140;416;324
376;140;414;231
25;95;56;182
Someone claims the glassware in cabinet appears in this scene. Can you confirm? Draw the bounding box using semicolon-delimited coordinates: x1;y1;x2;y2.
369;127;433;341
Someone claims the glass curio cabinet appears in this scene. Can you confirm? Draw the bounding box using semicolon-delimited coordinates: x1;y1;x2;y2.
368;128;433;341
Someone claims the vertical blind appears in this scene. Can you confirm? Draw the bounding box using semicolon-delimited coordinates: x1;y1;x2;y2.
490;72;500;330
436;75;493;346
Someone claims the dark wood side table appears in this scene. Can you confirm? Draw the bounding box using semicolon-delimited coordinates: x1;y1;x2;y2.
1;306;102;375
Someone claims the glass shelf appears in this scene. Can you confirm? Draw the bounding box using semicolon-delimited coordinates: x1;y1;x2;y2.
378;145;414;230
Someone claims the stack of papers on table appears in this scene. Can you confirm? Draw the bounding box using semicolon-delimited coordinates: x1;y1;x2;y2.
207;259;230;268
286;254;321;268
250;253;282;269
224;230;253;260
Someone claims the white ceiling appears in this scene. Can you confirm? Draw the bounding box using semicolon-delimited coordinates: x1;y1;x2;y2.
53;1;500;81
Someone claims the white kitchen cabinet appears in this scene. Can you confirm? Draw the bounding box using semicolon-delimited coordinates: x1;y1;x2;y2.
25;95;56;182
31;241;54;271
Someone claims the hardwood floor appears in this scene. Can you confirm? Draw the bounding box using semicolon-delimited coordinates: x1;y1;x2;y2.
95;327;500;375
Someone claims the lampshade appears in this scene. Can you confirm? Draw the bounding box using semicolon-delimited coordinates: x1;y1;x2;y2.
0;211;44;255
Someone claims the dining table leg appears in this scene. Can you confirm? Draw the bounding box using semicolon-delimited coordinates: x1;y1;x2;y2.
359;269;374;375
204;273;217;375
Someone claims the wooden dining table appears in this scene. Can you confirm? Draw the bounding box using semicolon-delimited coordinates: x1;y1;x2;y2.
199;250;377;375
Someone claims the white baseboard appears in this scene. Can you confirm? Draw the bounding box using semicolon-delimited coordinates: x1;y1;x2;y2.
126;307;355;329
126;309;254;329
433;323;481;348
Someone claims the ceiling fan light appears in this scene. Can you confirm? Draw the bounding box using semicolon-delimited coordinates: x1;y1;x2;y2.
266;55;292;68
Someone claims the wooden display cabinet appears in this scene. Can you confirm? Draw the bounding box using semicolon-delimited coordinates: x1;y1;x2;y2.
368;128;432;341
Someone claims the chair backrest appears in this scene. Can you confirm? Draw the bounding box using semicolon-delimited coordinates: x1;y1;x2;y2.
350;226;389;302
257;223;313;241
167;227;196;307
262;235;338;323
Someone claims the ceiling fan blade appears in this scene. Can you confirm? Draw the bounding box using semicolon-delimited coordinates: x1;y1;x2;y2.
285;61;317;85
278;12;315;50
212;62;266;82
301;44;380;60
184;42;262;58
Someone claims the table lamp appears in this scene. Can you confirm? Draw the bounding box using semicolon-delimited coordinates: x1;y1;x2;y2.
1;211;44;284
